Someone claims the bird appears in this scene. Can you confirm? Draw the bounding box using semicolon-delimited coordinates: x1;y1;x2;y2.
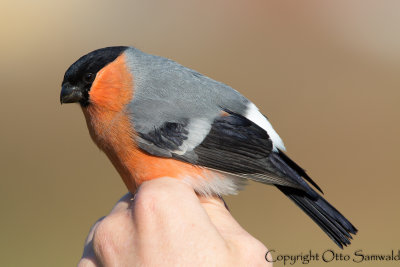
60;46;357;248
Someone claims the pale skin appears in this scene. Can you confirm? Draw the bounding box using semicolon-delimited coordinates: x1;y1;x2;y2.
78;177;273;267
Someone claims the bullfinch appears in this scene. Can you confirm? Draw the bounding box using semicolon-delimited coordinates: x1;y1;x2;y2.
60;46;357;248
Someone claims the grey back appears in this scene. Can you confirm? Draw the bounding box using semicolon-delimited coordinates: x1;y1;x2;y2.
124;47;250;134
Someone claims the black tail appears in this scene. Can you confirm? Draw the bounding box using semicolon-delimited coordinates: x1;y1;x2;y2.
271;150;357;248
277;186;357;248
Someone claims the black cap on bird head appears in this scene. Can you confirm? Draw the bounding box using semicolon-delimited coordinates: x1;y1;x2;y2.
60;46;128;106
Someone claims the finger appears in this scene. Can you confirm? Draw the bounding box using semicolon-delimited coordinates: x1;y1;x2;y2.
131;178;228;248
198;194;269;263
133;178;266;260
133;177;244;240
91;203;137;265
133;177;221;229
198;195;248;237
80;193;133;266
78;245;98;267
79;217;105;267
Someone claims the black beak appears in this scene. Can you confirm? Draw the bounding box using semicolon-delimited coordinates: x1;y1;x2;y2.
60;84;83;104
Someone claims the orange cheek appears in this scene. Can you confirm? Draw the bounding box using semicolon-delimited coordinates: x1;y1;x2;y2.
89;54;133;111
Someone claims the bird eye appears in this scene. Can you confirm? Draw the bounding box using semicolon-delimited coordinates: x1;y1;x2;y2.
83;73;95;84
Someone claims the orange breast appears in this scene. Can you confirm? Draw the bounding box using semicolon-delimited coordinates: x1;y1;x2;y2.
82;53;209;193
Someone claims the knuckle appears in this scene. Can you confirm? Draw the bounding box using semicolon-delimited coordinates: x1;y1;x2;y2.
133;187;160;214
90;210;136;263
92;217;119;258
94;217;115;238
134;180;181;213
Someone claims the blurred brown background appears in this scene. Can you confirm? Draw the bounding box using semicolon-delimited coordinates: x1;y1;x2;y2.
1;1;399;266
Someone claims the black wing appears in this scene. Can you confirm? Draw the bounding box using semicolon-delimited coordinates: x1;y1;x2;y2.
138;111;310;190
137;110;357;248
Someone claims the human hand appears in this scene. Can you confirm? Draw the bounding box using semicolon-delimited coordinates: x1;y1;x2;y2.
78;177;271;266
